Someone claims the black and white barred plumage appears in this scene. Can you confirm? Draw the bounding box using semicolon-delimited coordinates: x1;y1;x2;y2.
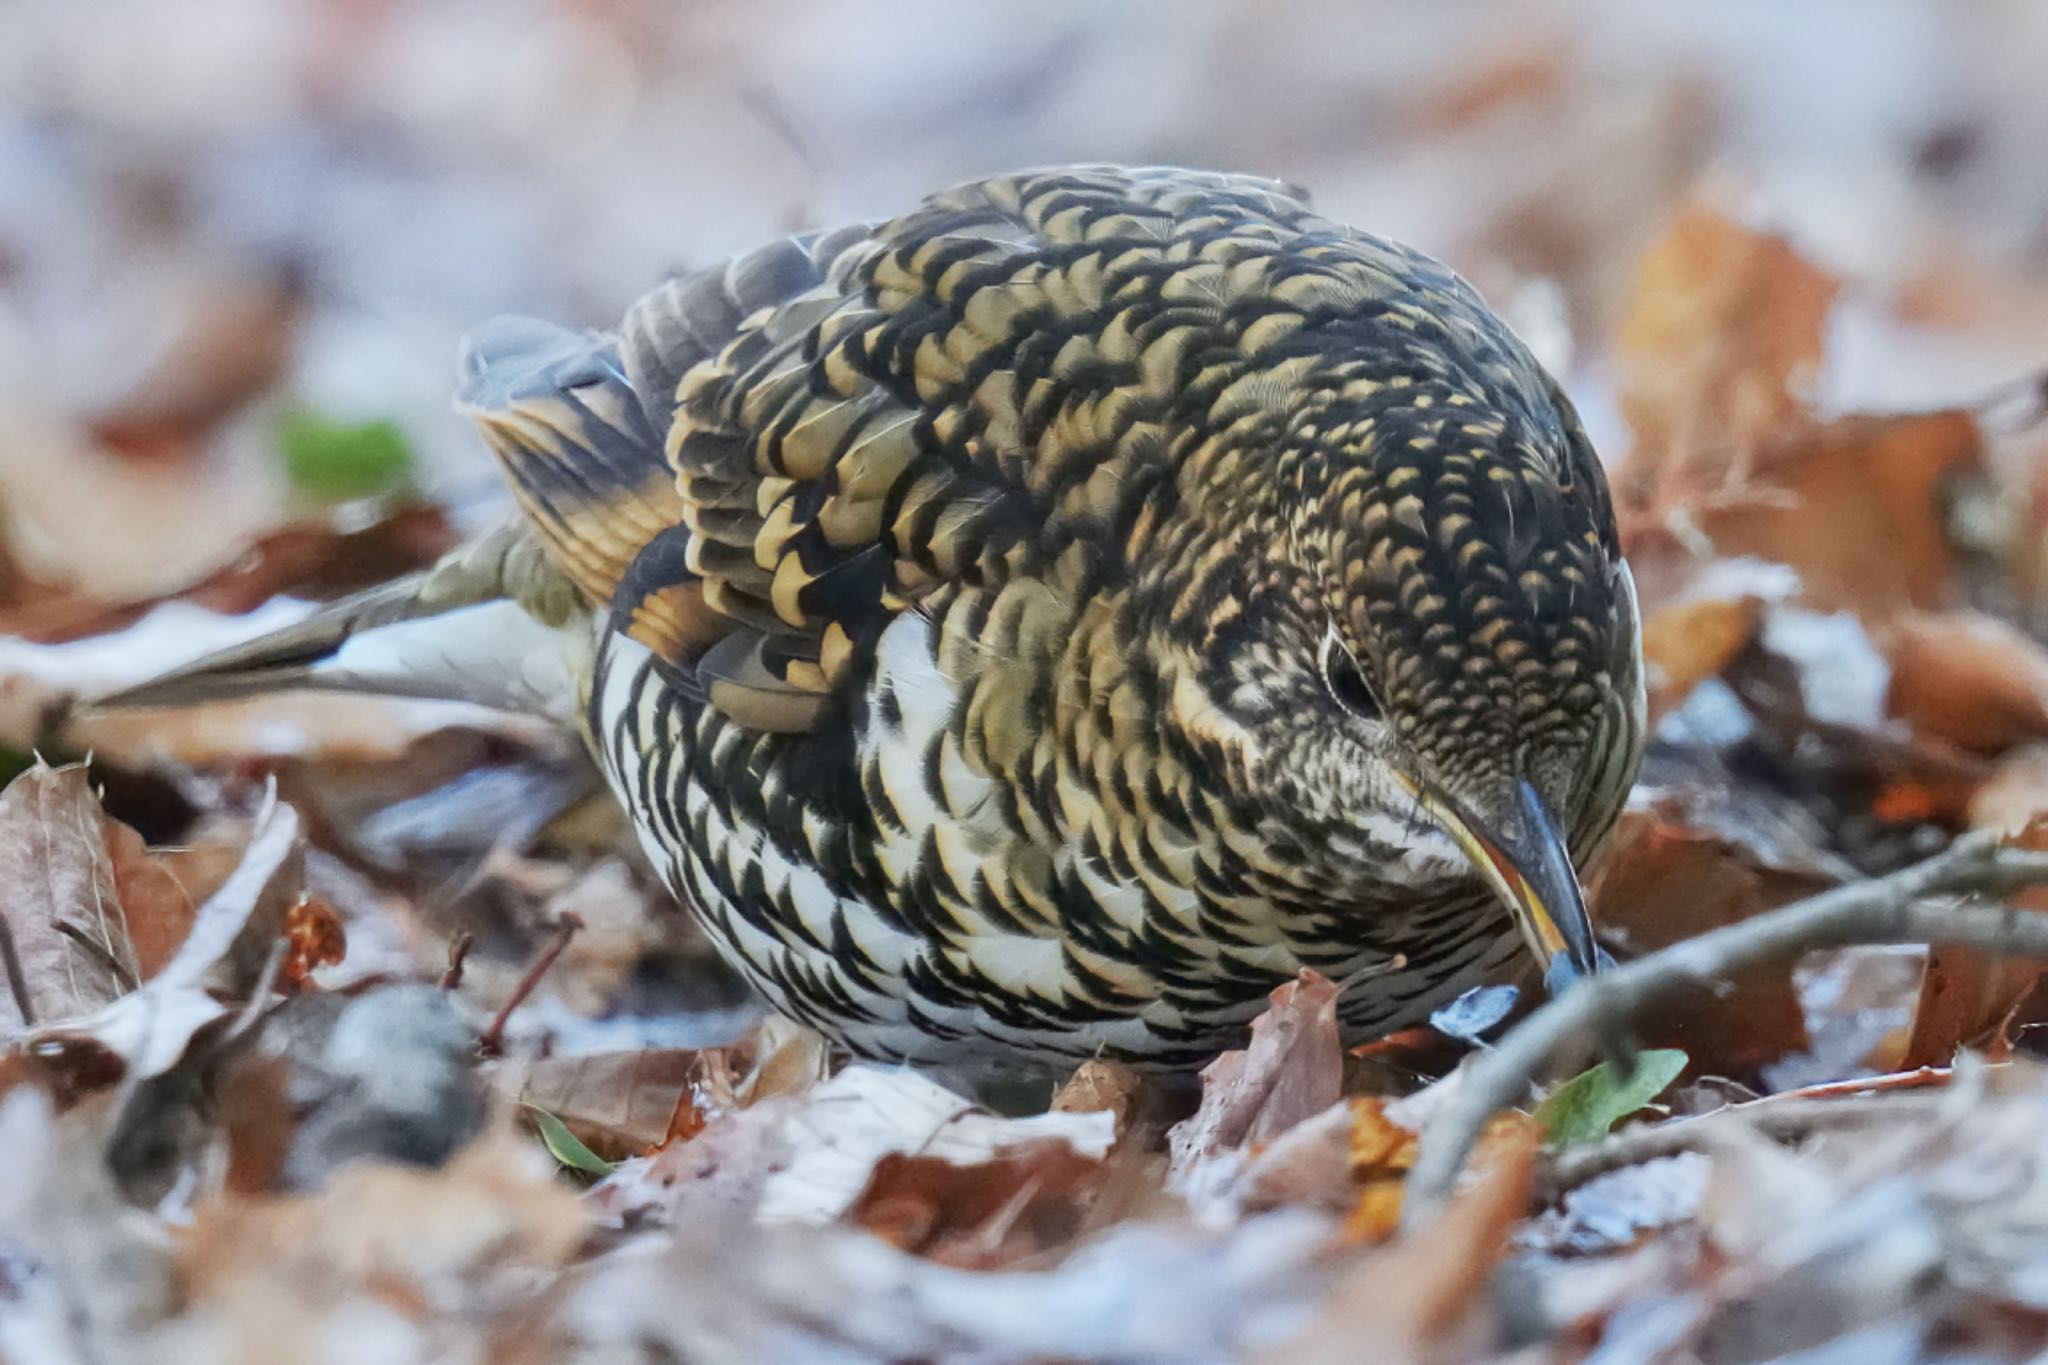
120;168;1645;1070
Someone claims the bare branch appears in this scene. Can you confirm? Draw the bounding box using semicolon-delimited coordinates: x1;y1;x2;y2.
1537;1091;1954;1198
1401;830;2048;1231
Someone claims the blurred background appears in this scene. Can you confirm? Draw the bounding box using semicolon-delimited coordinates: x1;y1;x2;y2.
6;0;2048;608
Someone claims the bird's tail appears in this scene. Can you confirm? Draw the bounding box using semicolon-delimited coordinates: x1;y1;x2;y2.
95;314;637;719
90;520;598;720
95;313;692;722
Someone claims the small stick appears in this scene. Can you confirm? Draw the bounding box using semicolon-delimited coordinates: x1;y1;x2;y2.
1539;1090;1955;1196
476;913;583;1058
1402;831;2048;1232
440;931;474;992
1767;1065;1954;1104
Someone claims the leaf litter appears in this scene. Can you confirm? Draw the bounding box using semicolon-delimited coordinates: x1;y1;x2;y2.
16;6;2048;1361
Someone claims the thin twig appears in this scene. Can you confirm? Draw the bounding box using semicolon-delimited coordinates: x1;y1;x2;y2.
440;931;473;992
1538;1090;1954;1197
476;913;583;1058
1767;1065;1954;1103
1401;831;2048;1232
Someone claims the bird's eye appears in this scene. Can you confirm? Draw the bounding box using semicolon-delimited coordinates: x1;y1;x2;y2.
1319;631;1382;720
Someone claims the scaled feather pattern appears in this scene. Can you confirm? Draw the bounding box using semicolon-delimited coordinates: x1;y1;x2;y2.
135;168;1646;1070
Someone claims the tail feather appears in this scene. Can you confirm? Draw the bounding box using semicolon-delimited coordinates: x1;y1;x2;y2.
92;522;595;720
96;316;679;723
454;316;682;607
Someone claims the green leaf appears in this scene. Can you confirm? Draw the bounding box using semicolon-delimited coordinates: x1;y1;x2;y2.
1533;1048;1688;1147
276;408;415;501
526;1106;617;1177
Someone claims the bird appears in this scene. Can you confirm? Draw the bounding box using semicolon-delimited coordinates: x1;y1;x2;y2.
111;167;1646;1073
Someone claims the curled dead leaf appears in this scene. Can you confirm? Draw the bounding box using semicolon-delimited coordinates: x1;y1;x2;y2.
1169;970;1343;1174
0;761;149;1033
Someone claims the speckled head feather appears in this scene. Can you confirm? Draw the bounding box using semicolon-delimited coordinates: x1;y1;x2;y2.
126;166;1646;1070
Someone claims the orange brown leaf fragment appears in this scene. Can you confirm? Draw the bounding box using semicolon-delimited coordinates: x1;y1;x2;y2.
281;895;347;988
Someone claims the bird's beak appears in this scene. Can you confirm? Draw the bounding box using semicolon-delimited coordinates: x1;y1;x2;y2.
1398;775;1605;995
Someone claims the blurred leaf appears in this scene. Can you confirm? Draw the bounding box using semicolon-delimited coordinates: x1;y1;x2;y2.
277;409;415;501
528;1105;618;1178
846;1140;1106;1268
1428;984;1521;1045
1535;1049;1689;1147
1617;202;1838;489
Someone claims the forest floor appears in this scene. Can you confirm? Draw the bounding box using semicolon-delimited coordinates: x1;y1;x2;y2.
13;4;2048;1360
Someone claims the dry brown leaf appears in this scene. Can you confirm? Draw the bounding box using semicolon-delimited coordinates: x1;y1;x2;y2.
1589;806;1820;1078
105;824;200;982
1169;970;1343;1173
1628;410;1982;626
21;795;303;1090
1615;208;1982;630
514;1048;700;1158
1898;752;2048;1066
844;1139;1106;1269
1617;201;1839;490
1050;1057;1145;1136
1887;610;2048;755
1641;594;1764;722
0;761;146;1032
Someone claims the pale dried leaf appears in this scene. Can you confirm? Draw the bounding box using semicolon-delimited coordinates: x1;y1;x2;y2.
757;1066;1115;1225
23;794;304;1083
1169;970;1344;1176
0;761;142;1034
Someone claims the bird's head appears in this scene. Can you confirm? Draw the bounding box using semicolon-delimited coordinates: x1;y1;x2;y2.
1153;274;1645;996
